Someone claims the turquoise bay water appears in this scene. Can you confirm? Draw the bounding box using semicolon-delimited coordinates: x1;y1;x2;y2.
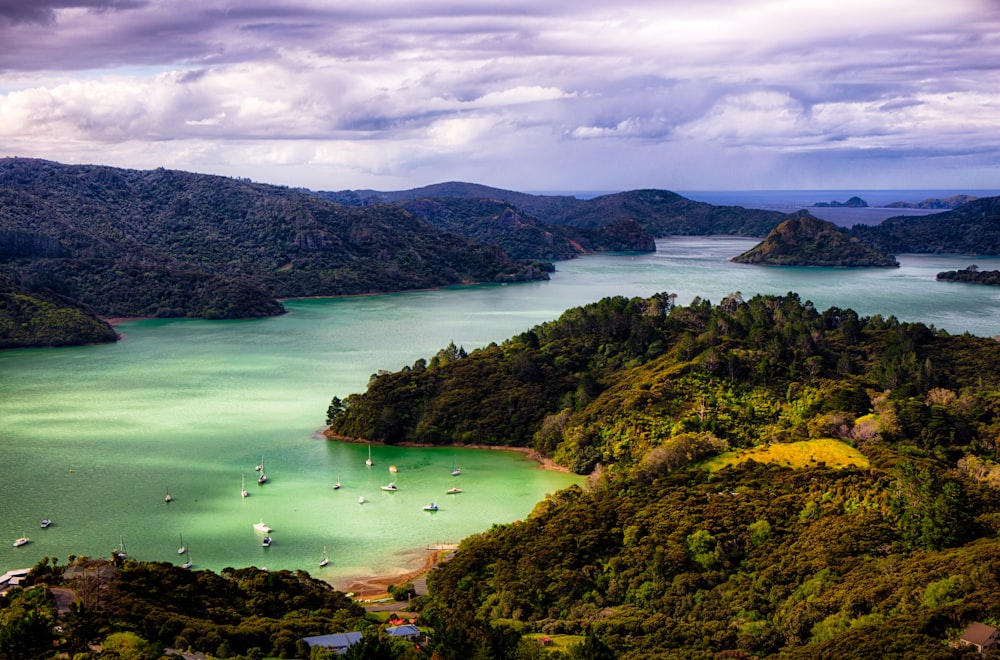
1;237;999;587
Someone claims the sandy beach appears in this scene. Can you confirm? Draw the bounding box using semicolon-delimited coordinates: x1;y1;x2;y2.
339;546;454;602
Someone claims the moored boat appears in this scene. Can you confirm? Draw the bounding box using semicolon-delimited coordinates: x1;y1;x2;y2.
12;534;29;547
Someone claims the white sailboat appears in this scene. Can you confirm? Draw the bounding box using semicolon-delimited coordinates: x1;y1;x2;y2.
365;444;373;467
332;473;341;490
241;471;249;498
253;519;272;533
177;534;186;555
182;551;193;569
451;457;461;476
12;534;29;547
319;546;329;567
423;501;439;511
257;456;267;484
164;487;173;502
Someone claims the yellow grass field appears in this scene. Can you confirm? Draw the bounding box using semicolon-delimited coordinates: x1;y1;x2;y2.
702;438;869;472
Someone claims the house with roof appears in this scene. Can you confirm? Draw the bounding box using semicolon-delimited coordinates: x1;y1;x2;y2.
0;568;30;594
302;631;363;654
385;624;421;641
960;622;1000;654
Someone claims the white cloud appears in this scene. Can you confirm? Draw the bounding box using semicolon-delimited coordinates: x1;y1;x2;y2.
0;0;999;189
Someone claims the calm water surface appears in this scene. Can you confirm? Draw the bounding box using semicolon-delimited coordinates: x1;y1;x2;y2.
1;236;999;586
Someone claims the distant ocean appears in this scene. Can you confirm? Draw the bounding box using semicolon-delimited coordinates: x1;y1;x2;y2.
532;189;1000;227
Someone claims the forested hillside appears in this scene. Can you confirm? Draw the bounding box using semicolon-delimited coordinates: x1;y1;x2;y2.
0;159;548;327
326;292;1000;658
327;292;1000;472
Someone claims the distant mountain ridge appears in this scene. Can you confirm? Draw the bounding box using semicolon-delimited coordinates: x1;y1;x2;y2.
885;194;976;209
316;182;790;241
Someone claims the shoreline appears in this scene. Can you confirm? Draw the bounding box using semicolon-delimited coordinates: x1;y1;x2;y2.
323;431;571;474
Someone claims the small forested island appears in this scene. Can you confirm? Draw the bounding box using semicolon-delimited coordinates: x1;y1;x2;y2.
10;292;1000;658
812;195;868;208
937;264;1000;286
730;212;898;267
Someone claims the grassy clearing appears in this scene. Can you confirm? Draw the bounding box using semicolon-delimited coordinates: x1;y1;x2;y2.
524;633;584;651
703;438;869;472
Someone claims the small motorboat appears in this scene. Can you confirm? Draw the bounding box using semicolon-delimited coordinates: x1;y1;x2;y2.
380;482;398;492
358;496;365;504
12;535;30;547
446;487;462;494
423;502;439;512
253;519;272;533
40;518;52;528
261;536;272;547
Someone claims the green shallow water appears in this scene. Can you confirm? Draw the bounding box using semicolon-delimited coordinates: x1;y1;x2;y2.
2;237;999;586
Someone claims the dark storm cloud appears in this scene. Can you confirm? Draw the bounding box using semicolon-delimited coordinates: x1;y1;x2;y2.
0;0;145;26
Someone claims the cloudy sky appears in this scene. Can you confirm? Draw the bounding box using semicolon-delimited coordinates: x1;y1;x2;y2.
1;0;999;192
